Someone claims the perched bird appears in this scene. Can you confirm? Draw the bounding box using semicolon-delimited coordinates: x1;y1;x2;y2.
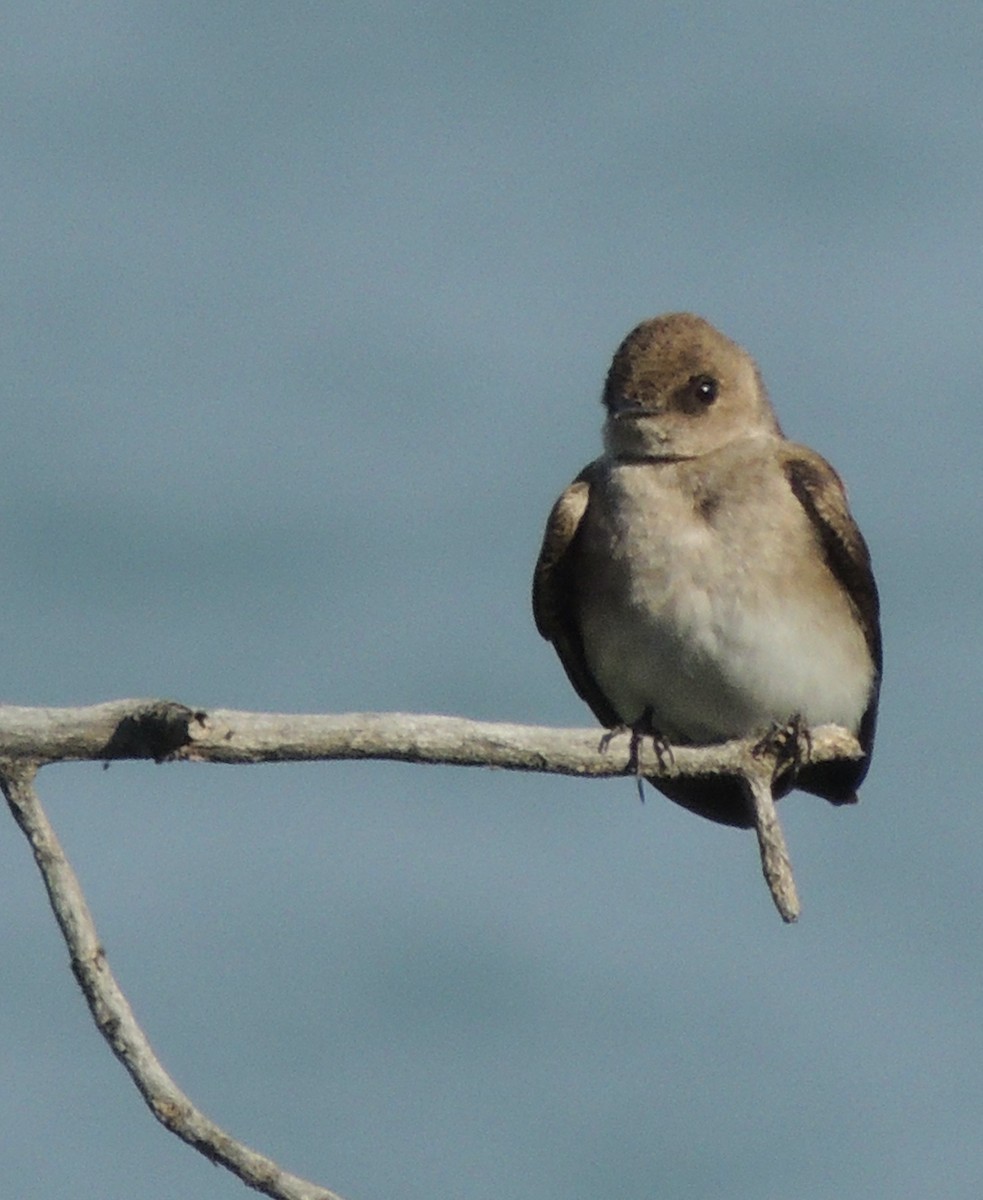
533;313;881;827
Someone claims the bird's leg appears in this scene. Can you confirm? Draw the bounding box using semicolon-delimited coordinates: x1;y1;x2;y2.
635;706;675;772
752;713;812;788
599;708;674;802
598;724;636;785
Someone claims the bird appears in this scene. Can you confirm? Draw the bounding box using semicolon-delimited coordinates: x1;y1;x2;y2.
532;313;881;828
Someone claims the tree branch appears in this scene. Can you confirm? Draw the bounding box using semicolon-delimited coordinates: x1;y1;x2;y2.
0;759;344;1200
0;700;862;924
742;769;800;923
0;700;863;1195
0;697;861;779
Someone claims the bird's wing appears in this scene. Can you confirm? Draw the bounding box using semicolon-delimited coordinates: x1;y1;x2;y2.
532;466;622;728
781;443;882;766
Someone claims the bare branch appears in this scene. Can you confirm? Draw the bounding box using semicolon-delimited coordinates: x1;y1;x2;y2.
0;698;862;779
0;760;345;1200
0;699;862;923
0;700;863;1191
742;770;801;922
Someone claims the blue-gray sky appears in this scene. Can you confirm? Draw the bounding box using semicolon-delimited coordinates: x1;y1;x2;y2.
1;4;981;1198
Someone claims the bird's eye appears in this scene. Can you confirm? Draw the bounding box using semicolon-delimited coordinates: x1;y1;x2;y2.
690;374;718;405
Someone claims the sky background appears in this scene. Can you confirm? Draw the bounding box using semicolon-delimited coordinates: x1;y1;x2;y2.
1;4;981;1198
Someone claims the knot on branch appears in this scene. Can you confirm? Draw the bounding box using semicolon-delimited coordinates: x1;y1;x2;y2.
101;702;205;763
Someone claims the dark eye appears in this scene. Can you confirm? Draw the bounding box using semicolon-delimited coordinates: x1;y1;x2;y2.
690;374;718;405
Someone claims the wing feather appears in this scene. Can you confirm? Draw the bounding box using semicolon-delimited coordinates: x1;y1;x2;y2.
782;444;882;795
532;467;622;728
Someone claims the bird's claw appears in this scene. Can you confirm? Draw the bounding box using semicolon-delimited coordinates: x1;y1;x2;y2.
752;714;812;784
599;709;674;801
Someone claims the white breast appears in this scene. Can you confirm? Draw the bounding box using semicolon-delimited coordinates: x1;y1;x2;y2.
578;458;874;743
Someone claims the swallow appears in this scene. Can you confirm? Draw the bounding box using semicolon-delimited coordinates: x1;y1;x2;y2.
533;313;881;827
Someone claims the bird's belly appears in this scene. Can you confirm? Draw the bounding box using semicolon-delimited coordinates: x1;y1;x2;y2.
579;527;873;743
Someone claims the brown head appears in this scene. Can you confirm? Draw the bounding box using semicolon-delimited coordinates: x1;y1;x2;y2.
602;313;781;460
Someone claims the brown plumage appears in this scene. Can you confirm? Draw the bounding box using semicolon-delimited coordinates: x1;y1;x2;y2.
533;314;881;827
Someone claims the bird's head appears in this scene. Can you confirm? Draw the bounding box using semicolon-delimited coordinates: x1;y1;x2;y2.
602;313;781;461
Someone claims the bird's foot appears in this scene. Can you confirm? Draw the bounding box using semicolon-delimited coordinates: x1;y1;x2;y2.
599;709;673;802
752;713;812;786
